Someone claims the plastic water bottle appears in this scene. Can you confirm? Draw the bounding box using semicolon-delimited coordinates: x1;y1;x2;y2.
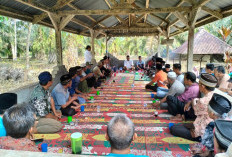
144;103;147;108
97;105;101;113
131;84;134;88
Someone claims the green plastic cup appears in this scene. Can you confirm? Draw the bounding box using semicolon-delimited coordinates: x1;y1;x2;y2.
90;96;94;100
96;91;100;95
71;132;82;154
67;116;72;123
152;100;156;103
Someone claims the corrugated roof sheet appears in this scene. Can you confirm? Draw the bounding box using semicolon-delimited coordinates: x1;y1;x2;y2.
173;29;232;55
0;0;232;37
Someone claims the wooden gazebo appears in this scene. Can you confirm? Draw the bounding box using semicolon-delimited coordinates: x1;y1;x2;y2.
1;0;232;71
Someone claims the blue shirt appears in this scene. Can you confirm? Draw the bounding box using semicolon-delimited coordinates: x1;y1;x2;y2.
75;76;81;89
69;78;76;96
0;117;6;137
108;153;148;157
136;60;145;66
51;83;70;110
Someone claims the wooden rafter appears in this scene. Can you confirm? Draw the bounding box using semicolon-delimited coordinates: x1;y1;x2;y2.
173;11;189;26
33;0;74;24
160;0;185;26
96;25;158;31
14;0;51;13
201;6;223;19
57;6;192;16
144;0;150;23
104;0;121;23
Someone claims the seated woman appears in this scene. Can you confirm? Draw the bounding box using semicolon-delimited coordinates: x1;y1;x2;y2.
190;94;231;156
52;74;81;116
0;104;39;151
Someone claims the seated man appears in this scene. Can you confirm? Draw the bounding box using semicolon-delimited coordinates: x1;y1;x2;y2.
69;67;87;104
191;94;231;156
166;72;199;117
30;71;62;134
214;120;232;155
153;72;185;107
123;55;134;71
81;63;96;88
0;104;39;151
173;63;184;84
101;58;112;77
106;114;148;157
52;74;80;116
145;64;167;92
77;65;93;93
206;63;215;76
170;73;217;141
93;61;106;83
163;64;172;73
214;66;230;92
136;56;145;70
85;62;93;75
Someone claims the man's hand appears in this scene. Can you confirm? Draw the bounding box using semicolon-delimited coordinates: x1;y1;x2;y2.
55;111;62;119
46;113;58;120
87;73;94;77
72;100;79;106
184;102;191;112
152;102;160;107
163;80;168;85
71;95;78;102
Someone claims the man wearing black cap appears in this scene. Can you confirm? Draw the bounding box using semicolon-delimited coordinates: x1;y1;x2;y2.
163;64;172;73
170;73;218;141
191;94;231;156
30;71;62;133
52;74;81;116
214;120;232;155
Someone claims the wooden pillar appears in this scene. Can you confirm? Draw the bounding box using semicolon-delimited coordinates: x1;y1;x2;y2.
157;33;160;57
166;43;169;63
187;26;195;71
105;35;108;56
55;29;63;65
48;13;74;65
90;29;96;63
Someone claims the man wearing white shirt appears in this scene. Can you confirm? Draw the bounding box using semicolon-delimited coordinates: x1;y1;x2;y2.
123;55;134;71
84;45;92;63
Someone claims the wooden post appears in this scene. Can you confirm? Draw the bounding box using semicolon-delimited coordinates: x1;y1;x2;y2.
157;33;160;57
48;13;74;65
166;42;169;63
55;29;63;65
90;29;96;63
187;26;194;71
105;35;108;56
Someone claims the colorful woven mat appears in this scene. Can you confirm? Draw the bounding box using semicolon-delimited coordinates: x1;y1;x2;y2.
34;73;195;157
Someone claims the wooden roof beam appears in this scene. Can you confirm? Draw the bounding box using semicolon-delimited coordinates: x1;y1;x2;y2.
160;0;185;26
201;6;223;19
57;6;192;16
144;0;150;23
33;0;74;24
173;11;189;27
92;15;112;28
96;25;158;31
105;0;121;24
108;32;158;37
14;0;52;13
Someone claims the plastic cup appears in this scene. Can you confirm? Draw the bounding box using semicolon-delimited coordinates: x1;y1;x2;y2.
151;93;155;98
114;73;116;77
96;91;100;95
81;105;85;112
90;96;94;100
67;116;72;123
152;100;156;103
169;123;174;130
71;132;82;154
41;143;48;152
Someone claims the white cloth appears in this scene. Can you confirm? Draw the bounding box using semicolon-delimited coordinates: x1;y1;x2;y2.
124;60;134;69
84;50;92;62
177;73;184;84
82;71;86;77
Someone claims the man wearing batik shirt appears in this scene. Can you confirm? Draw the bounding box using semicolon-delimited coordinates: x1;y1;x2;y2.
170;73;218;141
30;71;62;134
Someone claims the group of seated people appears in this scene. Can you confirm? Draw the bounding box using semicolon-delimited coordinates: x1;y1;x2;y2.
0;53;232;157
145;57;232;156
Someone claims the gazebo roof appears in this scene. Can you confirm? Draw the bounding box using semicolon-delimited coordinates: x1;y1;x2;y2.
173;29;232;55
0;0;232;37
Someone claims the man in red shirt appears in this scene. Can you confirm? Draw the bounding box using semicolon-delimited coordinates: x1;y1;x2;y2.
145;64;167;92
